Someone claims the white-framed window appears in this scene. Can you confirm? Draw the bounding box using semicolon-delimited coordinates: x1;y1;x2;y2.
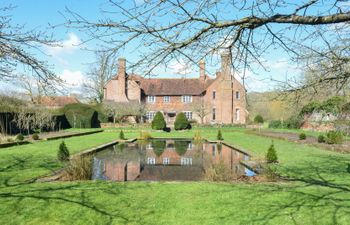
163;157;170;165
181;95;192;103
163;96;170;103
147;157;155;165
188;143;193;150
235;108;240;121
146;111;156;121
183;111;193;120
235;91;240;100
147;95;156;103
181;157;192;165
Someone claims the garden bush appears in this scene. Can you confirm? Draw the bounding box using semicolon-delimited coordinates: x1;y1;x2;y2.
266;141;278;163
268;120;283;129
318;134;325;143
32;133;39;140
285;115;303;129
119;130;126;140
174;112;190;130
151;111;166;130
299;133;306;140
57;141;70;162
62;156;92;180
217;129;224;140
16;134;24;141
61;103;103;128
325;131;343;144
254;115;264;124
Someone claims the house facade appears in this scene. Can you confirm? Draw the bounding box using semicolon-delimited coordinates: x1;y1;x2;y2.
104;54;247;124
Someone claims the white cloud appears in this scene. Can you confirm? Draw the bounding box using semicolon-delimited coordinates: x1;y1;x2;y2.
59;69;84;87
168;59;194;75
46;33;82;56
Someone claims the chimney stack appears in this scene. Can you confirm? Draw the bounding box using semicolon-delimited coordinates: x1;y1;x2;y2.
199;60;206;82
117;57;128;102
221;52;232;80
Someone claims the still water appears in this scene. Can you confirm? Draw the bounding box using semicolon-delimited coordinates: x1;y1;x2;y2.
92;139;255;181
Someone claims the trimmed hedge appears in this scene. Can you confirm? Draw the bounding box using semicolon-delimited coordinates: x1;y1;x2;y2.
174;112;190;130
254;115;264;124
151;112;166;130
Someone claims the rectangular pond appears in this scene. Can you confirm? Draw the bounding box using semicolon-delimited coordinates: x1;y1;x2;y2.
92;139;255;181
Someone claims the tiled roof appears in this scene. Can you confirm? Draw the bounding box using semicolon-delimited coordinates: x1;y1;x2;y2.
39;96;79;107
138;78;214;96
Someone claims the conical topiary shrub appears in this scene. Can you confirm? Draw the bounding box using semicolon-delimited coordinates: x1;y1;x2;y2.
119;130;126;140
217;129;224;140
266;141;278;163
174;112;189;130
151;111;166;130
58;141;70;162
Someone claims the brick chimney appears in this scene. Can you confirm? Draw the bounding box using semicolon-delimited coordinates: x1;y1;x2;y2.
117;57;128;102
221;52;232;80
199;60;206;82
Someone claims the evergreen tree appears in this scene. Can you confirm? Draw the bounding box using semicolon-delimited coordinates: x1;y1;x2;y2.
217;129;224;140
119;130;126;140
266;141;278;163
174;112;190;130
151;111;166;130
58;141;70;162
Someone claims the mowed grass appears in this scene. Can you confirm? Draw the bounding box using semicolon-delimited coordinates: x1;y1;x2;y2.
0;127;350;225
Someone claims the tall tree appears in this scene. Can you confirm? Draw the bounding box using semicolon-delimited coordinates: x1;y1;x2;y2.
65;0;350;91
83;52;117;103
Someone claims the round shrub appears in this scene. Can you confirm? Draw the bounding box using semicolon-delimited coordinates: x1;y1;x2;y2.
318;134;325;143
32;133;39;140
58;141;70;162
61;103;100;128
268;120;283;129
299;133;306;140
174;112;190;130
151;111;166;130
254;115;264;124
16;134;24;141
285;115;303;129
266;141;278;163
325;131;343;144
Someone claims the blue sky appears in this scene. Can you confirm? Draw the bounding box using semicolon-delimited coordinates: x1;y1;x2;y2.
3;0;343;94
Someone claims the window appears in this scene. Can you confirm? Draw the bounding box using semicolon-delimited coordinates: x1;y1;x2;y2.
212;91;216;100
188;143;193;150
147;157;155;165
146;111;156;121
163;157;170;165
235;108;240;121
235;91;240;99
212;108;216;121
163;96;170;103
146;143;152;150
147;95;156;103
181;157;192;165
181;95;192;103
183;111;193;120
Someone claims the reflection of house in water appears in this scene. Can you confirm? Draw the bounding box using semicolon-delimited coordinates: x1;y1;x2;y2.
92;139;247;181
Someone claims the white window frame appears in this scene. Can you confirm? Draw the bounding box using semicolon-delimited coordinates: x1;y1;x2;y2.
146;111;156;121
147;95;156;103
181;157;192;165
147;157;156;165
163;157;170;165
183;111;193;120
187;143;193;150
163;96;170;103
181;95;192;103
235;108;240;121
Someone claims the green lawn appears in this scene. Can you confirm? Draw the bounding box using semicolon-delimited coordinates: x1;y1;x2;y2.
0;127;350;225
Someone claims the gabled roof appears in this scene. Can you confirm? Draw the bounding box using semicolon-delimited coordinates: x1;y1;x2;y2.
139;78;215;96
38;96;79;107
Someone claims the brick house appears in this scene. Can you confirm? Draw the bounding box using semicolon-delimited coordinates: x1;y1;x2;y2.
104;54;247;124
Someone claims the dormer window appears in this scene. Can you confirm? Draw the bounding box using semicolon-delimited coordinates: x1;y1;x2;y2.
181;95;192;103
147;96;156;103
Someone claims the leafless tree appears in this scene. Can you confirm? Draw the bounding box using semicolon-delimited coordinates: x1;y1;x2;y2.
103;100;147;123
190;98;211;124
83;51;117;103
0;5;60;87
65;0;350;91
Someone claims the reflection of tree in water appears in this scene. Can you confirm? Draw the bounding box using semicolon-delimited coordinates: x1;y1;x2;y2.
116;143;126;152
174;140;188;156
151;140;166;157
217;143;222;153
